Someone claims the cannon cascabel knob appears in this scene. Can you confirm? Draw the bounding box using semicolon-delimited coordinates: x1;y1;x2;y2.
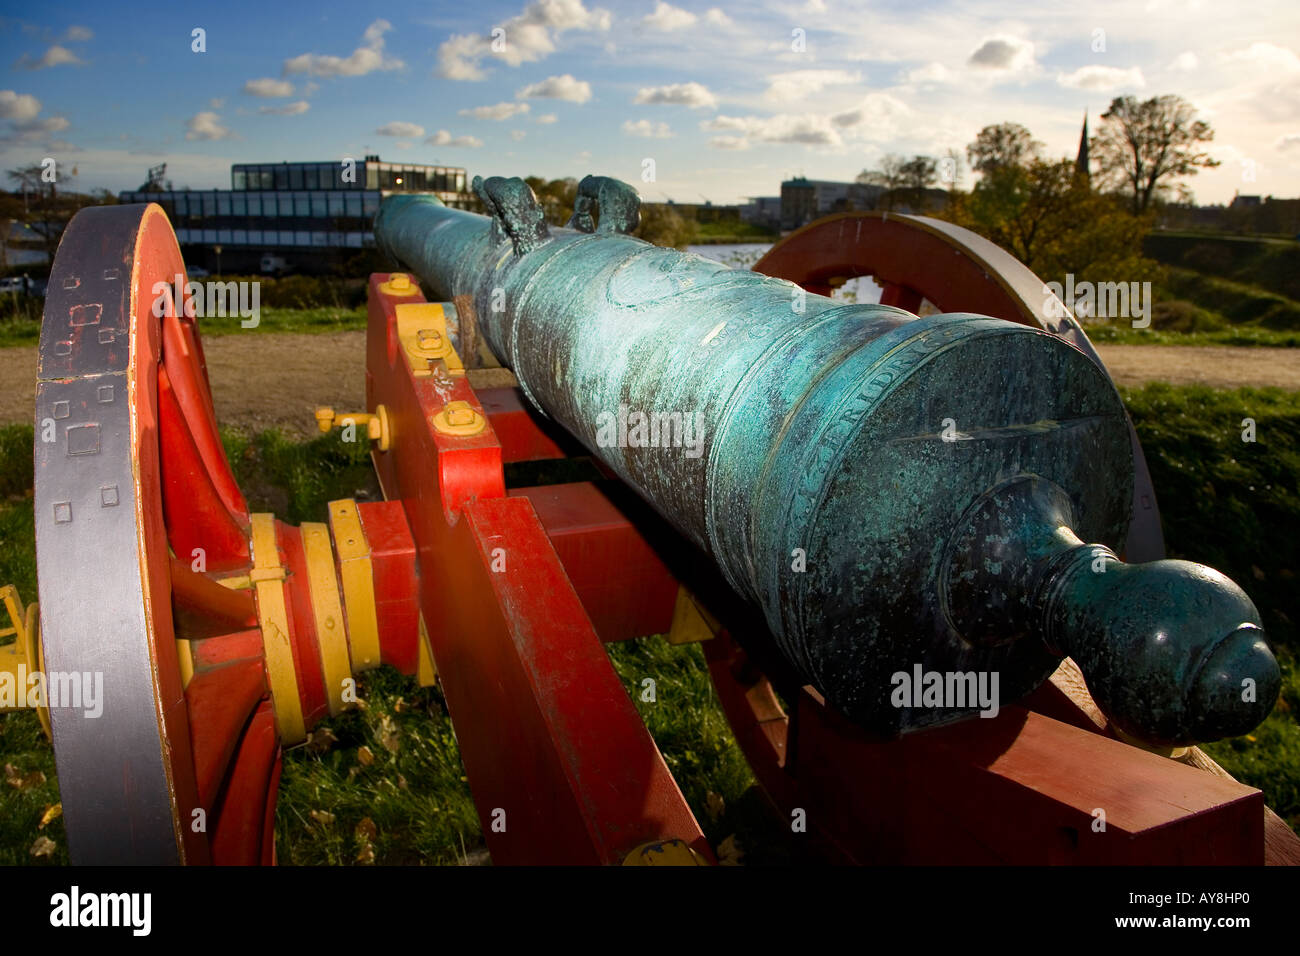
942;475;1281;746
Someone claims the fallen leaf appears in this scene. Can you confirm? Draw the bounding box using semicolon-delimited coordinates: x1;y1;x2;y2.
378;714;400;753
304;727;337;755
356;745;375;767
397;774;409;790
393;697;406;714
705;790;725;820
355;817;378;841
355;842;376;865
39;803;62;829
29;836;56;858
716;834;744;866
309;810;335;826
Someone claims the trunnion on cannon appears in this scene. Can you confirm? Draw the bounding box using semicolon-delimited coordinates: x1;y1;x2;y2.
375;177;1280;746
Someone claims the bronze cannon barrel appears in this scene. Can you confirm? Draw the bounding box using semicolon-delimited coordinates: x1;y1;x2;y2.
376;175;1279;745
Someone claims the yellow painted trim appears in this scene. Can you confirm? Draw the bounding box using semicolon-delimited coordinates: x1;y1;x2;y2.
328;500;382;672
396;302;465;378
177;638;195;690
250;514;307;744
301;521;353;715
667;586;720;645
416;613;437;687
431;400;486;437
0;586;49;736
216;574;252;591
622;839;707;866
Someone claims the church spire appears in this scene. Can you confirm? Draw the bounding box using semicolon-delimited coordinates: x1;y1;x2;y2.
1076;111;1090;181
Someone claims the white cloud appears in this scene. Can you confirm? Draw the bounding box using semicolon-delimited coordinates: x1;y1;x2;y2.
62;26;93;42
704;8;733;27
765;69;860;102
1224;42;1300;73
460;101;531;120
704;113;841;146
427;130;484;147
517;74;591;102
1276;133;1300;152
1057;65;1146;91
634;82;716;108
1168;51;1199;72
437;0;611;80
622;119;673;138
0;91;43;123
377;121;426;137
284;19;403;77
899;62;951;85
829;93;911;132
243;78;295;97
709;135;749;150
536;113;558;123
185;111;231;141
16;45;86;70
967;36;1035;72
644;2;696;30
259;101;310;116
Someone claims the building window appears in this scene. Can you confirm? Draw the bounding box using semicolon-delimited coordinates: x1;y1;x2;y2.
327;193;343;216
260;169;273;190
245;195;260;217
302;166;318;190
289;166;303;190
217;194;230;216
274;166;289;189
311;195;326;218
345;194;362;217
294;194;310;217
233;170;246;190
366;165;378;190
202;194;216;217
232;195;246;216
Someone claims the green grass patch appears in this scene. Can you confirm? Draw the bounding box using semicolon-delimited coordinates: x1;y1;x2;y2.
0;306;367;349
1085;324;1300;347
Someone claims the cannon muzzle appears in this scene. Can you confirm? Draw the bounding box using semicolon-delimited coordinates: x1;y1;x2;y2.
375;176;1279;745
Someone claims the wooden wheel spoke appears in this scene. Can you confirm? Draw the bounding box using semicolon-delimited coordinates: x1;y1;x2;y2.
210;703;281;866
159;363;250;571
162;312;248;520
171;555;258;640
186;659;269;810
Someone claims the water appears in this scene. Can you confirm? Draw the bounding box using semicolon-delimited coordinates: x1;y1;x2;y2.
687;242;883;305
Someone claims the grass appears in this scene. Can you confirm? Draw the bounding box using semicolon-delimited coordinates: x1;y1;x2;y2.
1085;324;1300;348
0;305;367;349
1;383;1298;861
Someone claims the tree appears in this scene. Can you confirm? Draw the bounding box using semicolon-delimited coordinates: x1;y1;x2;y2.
945;157;1159;300
898;155;938;209
856;154;908;210
1092;94;1219;214
966;123;1042;177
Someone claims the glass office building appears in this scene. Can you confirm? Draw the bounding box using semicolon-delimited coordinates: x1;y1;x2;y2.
117;156;472;267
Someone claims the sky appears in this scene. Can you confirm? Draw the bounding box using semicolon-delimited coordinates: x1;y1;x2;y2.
1;0;1297;206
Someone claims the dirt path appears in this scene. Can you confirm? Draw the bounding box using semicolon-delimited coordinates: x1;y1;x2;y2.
1;335;1296;432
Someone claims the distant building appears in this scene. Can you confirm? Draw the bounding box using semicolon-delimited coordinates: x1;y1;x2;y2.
1229;193;1262;209
780;178;886;231
117;156;472;273
740;196;781;228
1076;112;1090;181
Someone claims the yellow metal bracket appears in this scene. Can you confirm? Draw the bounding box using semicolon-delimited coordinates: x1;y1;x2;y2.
250;514;307;745
667;586;720;645
329;500;382;673
0;584;50;738
431;400;486;437
395;302;465;378
378;272;418;298
300;522;354;716
315;405;391;452
622;839;707;866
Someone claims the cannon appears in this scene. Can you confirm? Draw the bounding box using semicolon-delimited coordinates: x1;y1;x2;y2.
7;178;1296;866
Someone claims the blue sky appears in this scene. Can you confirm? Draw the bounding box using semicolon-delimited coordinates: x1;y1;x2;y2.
1;0;1297;205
